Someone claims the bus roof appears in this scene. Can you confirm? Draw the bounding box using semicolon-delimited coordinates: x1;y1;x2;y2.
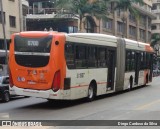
125;38;153;52
15;31;61;37
66;33;117;47
67;33;117;40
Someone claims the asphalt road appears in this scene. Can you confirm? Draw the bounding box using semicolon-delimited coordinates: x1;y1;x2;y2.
0;77;160;129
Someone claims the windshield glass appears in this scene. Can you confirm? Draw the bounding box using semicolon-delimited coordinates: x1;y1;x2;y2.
0;77;3;84
14;35;53;53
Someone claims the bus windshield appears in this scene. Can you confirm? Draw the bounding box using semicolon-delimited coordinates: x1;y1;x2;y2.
14;35;53;53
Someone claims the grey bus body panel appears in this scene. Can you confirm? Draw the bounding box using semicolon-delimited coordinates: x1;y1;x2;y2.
115;38;126;92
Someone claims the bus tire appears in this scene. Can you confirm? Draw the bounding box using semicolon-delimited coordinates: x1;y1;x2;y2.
145;74;148;86
47;99;55;103
87;82;96;102
2;91;10;102
129;76;133;90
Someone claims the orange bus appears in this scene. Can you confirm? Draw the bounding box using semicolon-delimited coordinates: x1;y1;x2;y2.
9;31;154;101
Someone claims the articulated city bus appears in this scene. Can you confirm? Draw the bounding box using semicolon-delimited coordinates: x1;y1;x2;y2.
9;31;154;101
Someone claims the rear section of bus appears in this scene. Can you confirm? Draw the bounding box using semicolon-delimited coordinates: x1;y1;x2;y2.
9;31;66;99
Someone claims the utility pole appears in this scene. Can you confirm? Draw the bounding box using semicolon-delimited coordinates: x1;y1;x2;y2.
0;0;8;66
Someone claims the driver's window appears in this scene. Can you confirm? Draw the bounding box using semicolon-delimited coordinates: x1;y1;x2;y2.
3;77;9;84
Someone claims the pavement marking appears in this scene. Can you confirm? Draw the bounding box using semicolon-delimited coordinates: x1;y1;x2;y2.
135;99;160;110
0;113;9;119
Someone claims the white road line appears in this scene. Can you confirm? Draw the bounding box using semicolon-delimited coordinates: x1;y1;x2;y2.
135;99;160;110
0;113;9;119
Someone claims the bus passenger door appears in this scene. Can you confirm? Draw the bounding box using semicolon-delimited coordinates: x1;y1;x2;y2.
135;53;140;85
107;50;116;91
149;54;153;82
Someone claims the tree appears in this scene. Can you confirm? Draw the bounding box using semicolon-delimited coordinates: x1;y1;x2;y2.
108;0;144;37
109;0;144;18
55;0;108;32
151;33;160;47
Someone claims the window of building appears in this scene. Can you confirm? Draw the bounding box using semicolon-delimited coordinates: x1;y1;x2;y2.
148;18;151;29
9;16;16;27
68;26;78;33
152;4;157;10
117;21;124;33
0;11;5;24
148;32;151;42
117;9;121;17
108;2;114;13
129;13;136;23
103;19;113;30
139;29;145;40
129;26;136;37
151;25;157;30
158;4;160;9
140;15;146;27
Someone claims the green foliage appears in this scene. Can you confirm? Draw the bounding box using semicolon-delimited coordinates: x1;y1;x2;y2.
109;0;144;19
151;33;160;47
55;0;109;31
55;0;108;20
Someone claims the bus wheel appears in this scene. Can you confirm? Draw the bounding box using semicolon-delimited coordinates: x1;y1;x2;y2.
145;74;148;86
47;99;55;103
129;76;133;90
87;83;96;102
2;91;10;102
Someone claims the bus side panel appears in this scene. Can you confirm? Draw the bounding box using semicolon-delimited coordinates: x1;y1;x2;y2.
124;72;134;90
52;34;67;91
115;38;125;92
145;45;154;83
66;68;108;100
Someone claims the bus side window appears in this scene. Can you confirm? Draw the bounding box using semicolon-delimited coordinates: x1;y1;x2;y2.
75;45;87;69
97;47;107;68
131;51;135;71
140;52;144;70
3;77;9;84
65;43;75;69
126;51;130;71
146;53;150;69
88;46;97;68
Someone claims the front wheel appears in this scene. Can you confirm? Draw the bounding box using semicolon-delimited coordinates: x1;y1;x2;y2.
129;77;133;90
87;84;96;102
2;92;10;102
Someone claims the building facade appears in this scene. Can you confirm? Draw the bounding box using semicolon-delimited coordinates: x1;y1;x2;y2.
26;0;155;43
98;0;155;43
152;0;160;34
0;0;28;49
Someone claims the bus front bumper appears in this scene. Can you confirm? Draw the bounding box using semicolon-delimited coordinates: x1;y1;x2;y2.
11;86;62;99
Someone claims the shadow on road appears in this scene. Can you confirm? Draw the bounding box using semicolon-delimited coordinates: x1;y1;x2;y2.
16;85;151;110
0;96;29;103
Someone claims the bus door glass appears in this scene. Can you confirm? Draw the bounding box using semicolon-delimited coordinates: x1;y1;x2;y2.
135;52;141;85
149;54;153;82
107;49;116;91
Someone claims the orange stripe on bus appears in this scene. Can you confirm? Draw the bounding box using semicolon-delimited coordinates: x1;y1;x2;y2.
71;85;88;88
71;82;107;88
145;45;154;52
